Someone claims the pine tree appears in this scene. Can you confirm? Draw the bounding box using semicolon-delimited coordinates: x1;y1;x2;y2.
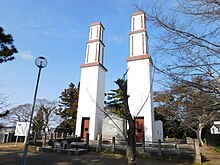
57;83;79;134
0;27;18;63
105;87;126;118
32;109;44;135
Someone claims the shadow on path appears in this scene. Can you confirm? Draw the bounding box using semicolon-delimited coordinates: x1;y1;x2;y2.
200;146;220;165
0;143;203;165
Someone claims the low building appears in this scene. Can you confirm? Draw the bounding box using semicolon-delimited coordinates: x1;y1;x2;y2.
211;121;220;134
0;126;15;143
102;114;126;141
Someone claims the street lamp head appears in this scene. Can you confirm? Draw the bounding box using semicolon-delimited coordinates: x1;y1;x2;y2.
35;56;47;68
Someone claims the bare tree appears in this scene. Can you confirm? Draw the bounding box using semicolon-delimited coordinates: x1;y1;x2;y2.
35;99;57;133
134;0;220;146
154;79;220;146
88;78;136;165
32;99;57;144
7;103;32;125
115;79;136;165
0;97;9;128
143;0;220;93
0;94;9;118
0;110;9;117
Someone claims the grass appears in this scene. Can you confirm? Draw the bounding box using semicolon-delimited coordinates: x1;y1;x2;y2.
208;146;220;153
89;150;124;159
214;147;220;153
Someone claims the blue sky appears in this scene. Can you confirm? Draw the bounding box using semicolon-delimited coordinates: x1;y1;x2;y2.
0;0;165;107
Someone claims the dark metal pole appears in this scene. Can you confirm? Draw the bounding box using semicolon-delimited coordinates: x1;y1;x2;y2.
21;67;42;165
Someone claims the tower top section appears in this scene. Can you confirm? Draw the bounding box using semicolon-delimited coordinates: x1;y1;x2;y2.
131;11;146;32
81;22;107;71
89;22;105;42
127;11;152;64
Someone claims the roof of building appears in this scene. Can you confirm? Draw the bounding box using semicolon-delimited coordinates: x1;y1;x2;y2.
212;124;220;130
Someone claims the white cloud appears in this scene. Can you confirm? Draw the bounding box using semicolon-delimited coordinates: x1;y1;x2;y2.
18;50;34;61
41;26;78;39
24;14;42;28
109;35;124;44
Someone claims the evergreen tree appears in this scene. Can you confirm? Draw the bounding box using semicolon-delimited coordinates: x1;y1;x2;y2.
32;109;44;135
0;27;18;63
105;85;126;117
57;83;79;134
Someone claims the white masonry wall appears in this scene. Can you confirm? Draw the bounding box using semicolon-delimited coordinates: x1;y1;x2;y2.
130;32;148;56
95;65;106;137
75;22;106;140
75;65;106;140
102;114;126;141
127;58;154;142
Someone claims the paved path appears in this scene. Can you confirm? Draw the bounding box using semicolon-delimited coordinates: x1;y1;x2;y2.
200;146;220;165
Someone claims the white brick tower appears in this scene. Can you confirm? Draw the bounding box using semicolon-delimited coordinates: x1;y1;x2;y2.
75;22;107;140
126;11;161;142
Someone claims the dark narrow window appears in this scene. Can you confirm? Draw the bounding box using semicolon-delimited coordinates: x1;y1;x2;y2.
131;36;134;56
95;43;98;61
133;17;135;30
141;15;143;28
86;45;90;62
99;28;102;41
102;47;104;64
98;43;101;62
90;28;93;39
142;33;145;54
96;26;98;38
102;29;104;41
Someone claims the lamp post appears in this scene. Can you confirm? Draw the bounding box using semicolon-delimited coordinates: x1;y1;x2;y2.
21;56;47;165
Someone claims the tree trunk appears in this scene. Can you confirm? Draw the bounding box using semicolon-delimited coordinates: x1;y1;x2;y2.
126;143;136;165
42;130;47;146
115;79;136;165
196;123;204;147
126;119;136;165
188;123;205;147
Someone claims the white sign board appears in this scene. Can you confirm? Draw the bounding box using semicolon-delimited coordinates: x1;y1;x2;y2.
15;122;29;136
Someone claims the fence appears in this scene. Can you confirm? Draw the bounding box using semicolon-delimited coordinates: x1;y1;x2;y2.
205;133;220;147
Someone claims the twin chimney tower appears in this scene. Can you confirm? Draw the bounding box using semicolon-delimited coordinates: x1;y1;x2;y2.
75;11;163;141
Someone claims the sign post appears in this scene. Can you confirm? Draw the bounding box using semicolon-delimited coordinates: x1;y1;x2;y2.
14;122;29;147
15;136;18;147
